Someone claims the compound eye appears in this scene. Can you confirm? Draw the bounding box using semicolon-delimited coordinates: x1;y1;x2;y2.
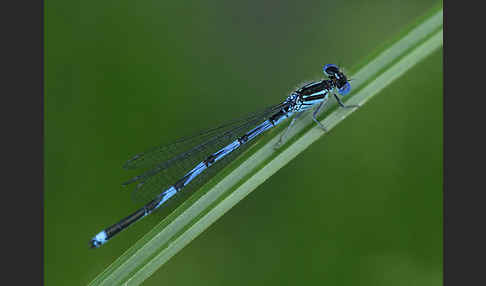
338;82;351;96
323;64;339;76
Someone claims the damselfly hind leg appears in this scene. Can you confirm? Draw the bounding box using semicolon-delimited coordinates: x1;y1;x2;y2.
274;112;304;149
312;100;330;132
334;94;360;109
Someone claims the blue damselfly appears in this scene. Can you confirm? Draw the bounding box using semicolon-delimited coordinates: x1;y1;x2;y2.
90;64;357;248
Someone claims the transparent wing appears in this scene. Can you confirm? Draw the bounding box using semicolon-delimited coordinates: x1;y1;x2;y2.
122;102;286;203
123;103;285;170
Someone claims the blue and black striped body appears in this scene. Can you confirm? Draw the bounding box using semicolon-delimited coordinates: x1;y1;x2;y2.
292;80;334;111
90;64;352;248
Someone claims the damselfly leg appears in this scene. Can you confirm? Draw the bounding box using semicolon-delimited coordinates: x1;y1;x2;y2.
333;94;360;109
312;99;329;132
275;112;305;149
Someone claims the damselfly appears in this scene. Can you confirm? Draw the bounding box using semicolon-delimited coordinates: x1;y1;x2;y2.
90;64;358;248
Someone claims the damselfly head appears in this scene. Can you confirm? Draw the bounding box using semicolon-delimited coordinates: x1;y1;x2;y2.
322;64;351;96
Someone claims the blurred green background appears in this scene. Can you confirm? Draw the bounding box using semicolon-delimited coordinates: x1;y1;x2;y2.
45;1;442;285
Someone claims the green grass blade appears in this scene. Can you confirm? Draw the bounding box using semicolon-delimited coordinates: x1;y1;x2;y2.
89;8;443;286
